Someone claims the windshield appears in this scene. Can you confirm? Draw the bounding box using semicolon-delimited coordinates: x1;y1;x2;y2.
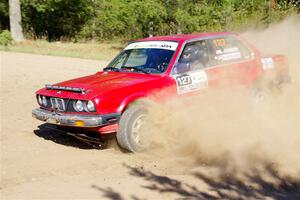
106;41;178;74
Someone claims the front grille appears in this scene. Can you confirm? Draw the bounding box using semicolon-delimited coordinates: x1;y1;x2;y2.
50;98;66;111
40;96;93;112
41;96;74;112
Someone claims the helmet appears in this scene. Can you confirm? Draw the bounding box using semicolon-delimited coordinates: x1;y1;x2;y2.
181;45;198;63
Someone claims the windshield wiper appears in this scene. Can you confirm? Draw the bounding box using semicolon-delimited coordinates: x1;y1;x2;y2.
103;66;120;72
121;66;150;74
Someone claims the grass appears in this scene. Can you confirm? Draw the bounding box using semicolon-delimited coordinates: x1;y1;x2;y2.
0;40;124;61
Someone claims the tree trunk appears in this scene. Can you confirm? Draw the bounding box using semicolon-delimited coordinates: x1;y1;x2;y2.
9;0;24;42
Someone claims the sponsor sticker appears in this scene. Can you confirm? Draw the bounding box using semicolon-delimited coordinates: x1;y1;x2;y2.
261;57;274;70
213;38;226;47
215;47;242;61
125;41;178;51
174;70;208;94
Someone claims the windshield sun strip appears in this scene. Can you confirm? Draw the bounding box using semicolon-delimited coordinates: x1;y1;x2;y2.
105;41;179;74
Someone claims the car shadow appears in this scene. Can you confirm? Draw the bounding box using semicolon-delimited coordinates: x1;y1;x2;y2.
33;123;101;149
92;162;300;200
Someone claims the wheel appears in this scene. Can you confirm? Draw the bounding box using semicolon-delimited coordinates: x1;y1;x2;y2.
251;77;272;103
252;87;269;103
116;105;148;152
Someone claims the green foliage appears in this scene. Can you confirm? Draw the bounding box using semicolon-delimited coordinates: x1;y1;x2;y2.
21;0;94;41
0;0;9;31
78;0;167;40
0;30;13;46
0;0;298;41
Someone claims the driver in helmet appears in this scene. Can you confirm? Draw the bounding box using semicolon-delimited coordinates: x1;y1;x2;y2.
175;41;207;73
174;44;204;73
182;46;195;63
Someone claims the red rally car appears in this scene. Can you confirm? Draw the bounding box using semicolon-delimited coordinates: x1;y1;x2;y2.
32;32;289;152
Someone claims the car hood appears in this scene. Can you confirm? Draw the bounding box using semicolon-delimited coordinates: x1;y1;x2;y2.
40;71;161;98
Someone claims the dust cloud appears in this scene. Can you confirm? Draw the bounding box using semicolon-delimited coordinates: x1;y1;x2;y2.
140;15;300;181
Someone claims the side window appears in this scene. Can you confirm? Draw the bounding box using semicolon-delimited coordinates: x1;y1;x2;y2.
174;40;210;74
208;36;253;65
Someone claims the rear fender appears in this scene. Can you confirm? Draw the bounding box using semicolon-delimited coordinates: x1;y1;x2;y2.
260;54;290;83
261;54;288;71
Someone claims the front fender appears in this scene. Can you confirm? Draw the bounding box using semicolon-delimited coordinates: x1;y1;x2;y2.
117;93;149;113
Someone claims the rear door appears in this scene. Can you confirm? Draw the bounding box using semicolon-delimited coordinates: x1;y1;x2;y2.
170;35;257;96
205;36;256;87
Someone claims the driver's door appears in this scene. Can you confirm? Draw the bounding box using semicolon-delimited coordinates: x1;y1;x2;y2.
171;40;210;95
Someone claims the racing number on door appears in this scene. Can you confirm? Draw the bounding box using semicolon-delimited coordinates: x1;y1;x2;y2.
176;74;191;86
174;71;208;95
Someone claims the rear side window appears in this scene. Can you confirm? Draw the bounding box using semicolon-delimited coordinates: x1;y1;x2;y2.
208;36;253;65
172;36;254;74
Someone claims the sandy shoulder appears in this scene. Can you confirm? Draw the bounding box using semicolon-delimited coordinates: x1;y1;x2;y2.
0;52;202;200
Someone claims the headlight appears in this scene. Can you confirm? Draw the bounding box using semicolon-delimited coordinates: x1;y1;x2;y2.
42;96;47;107
37;95;42;105
87;100;95;112
74;100;84;112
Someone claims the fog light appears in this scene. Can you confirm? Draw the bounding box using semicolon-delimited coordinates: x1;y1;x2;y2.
75;120;85;127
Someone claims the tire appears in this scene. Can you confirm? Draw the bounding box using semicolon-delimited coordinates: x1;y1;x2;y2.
251;78;271;103
116;105;148;152
252;87;270;103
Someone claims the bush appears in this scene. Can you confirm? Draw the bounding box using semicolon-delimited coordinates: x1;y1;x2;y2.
1;0;298;41
21;0;94;41
0;30;13;46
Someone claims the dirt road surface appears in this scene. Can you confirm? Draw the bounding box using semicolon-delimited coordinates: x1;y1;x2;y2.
1;52;299;200
0;52;197;200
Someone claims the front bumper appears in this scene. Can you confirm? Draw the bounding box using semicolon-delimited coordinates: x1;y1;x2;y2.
32;108;103;127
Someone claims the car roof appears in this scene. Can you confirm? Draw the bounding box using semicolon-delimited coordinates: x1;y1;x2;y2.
137;32;237;43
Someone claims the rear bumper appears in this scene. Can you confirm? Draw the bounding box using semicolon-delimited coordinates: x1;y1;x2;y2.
276;74;291;84
32;108;119;128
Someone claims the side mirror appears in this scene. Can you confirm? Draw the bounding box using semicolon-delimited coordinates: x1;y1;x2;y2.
174;62;190;74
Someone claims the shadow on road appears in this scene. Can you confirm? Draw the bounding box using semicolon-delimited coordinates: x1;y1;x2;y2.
33;123;99;149
92;162;300;200
91;185;126;200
